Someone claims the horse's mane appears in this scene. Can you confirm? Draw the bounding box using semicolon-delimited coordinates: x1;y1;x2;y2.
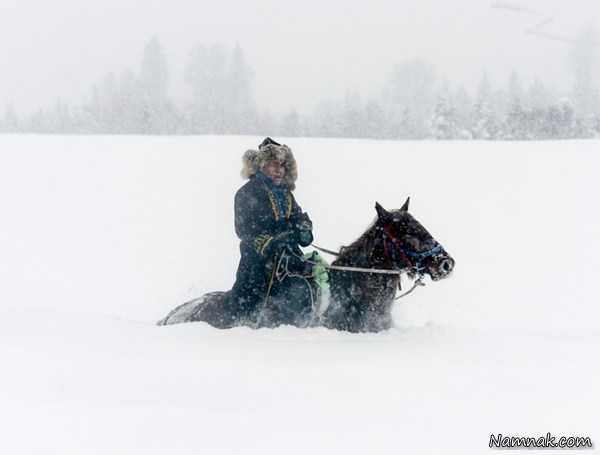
337;216;381;263
336;208;409;263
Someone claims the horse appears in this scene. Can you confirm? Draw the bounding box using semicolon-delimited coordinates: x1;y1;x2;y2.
157;198;455;332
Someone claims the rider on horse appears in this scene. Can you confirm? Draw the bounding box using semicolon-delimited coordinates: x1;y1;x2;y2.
157;140;455;330
230;137;315;325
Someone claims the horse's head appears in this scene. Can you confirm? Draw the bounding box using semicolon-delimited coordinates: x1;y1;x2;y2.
375;199;455;281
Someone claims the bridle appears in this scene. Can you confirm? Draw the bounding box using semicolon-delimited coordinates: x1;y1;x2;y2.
380;223;443;276
305;222;446;301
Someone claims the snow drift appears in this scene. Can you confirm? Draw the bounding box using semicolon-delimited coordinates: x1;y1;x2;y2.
0;135;598;454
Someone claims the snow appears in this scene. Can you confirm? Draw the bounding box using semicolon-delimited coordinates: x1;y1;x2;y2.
1;134;598;454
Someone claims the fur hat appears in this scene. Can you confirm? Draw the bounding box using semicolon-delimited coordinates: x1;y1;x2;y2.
241;137;298;190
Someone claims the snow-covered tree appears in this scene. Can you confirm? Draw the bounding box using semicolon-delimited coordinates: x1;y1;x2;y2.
281;109;302;137
431;83;459;139
364;97;386;138
542;98;576;139
100;72;122;132
383;59;436;138
227;44;257;134
139;37;177;133
186;43;230;133
503;71;528;139
527;78;552;111
48;99;73;133
79;72;127;133
26;109;51;133
507;71;523;111
453;85;473;138
309;100;342;137
471;73;498;139
341;91;364;138
570;26;600;119
1;105;19;132
140;36;168;104
118;69;145;133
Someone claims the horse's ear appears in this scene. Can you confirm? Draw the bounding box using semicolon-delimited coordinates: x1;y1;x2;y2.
400;197;410;212
375;202;391;221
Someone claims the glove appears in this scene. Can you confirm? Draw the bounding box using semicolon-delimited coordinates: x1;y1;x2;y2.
264;230;298;257
285;252;313;275
288;212;313;247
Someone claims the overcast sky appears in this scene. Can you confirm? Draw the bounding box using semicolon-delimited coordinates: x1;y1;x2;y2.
2;0;599;115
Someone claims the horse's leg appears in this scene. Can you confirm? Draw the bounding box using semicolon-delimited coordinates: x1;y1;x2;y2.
190;291;243;329
266;276;314;328
321;272;358;332
156;294;217;326
157;291;244;329
320;295;351;331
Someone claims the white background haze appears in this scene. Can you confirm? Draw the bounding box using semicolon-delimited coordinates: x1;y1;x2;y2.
2;0;600;115
1;1;599;451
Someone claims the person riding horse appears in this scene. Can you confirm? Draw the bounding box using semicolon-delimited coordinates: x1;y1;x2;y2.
157;143;455;330
230;137;315;326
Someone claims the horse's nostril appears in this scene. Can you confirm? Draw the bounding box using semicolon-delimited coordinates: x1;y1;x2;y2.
440;259;453;274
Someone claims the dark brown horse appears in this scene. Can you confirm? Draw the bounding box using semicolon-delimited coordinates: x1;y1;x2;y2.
321;198;454;332
157;198;454;332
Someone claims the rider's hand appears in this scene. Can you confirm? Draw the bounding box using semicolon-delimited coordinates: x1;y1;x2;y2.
288;212;313;247
285;252;313;275
265;230;298;256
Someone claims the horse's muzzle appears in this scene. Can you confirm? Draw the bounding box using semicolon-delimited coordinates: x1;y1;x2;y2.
428;254;455;281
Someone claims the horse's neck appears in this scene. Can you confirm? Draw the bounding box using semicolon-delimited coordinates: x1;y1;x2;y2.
337;234;392;270
334;236;399;308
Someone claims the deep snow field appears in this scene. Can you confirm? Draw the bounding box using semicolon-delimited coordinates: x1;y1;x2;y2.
1;135;598;454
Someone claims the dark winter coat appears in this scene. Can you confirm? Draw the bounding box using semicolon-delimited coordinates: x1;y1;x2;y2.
230;172;312;319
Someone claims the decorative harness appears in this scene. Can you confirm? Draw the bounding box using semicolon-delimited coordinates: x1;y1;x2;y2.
311;223;444;300
381;225;413;269
380;224;443;275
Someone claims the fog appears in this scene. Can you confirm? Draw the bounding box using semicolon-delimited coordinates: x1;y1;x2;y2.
2;0;599;116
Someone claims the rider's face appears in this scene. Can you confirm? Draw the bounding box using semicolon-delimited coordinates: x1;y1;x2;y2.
262;160;286;185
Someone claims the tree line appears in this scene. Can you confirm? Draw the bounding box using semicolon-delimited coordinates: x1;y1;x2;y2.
2;35;599;140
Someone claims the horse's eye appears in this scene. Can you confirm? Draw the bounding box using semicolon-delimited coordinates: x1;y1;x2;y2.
423;238;436;249
405;236;420;250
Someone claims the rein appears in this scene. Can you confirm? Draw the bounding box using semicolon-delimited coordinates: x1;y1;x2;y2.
323;264;402;275
311;243;402;276
310;225;442;300
311;244;340;257
312;224;442;278
381;225;413;269
305;250;423;301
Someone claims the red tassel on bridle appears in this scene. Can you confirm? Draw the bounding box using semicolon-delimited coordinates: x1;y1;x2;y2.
382;225;413;269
